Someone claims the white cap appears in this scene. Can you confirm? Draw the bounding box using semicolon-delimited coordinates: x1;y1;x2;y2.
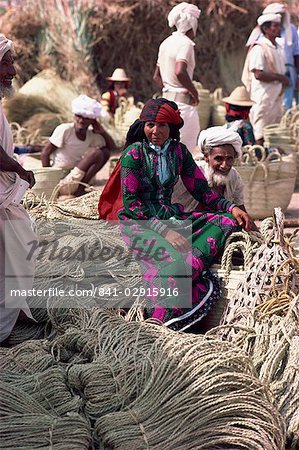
72;94;107;120
257;13;281;26
198;126;243;158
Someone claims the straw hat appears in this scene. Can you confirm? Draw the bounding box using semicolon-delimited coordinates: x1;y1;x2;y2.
107;68;130;82
222;86;255;106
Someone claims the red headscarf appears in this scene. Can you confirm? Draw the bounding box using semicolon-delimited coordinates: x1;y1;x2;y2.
140;98;184;127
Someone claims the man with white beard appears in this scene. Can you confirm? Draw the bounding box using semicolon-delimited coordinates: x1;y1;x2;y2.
196;127;245;209
172;126;246;213
0;34;37;344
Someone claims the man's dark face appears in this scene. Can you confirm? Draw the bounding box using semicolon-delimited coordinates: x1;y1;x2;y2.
265;22;282;40
0;50;16;97
74;114;93;130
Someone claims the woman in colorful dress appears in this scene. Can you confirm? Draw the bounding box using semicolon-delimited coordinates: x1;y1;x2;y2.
116;98;251;331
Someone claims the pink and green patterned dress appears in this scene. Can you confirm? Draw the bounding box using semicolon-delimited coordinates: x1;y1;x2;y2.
118;140;239;331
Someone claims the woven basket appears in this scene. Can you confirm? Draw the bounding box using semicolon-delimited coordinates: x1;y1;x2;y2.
194;81;211;130
240;149;297;219
263;123;295;154
199;265;246;332
244;170;296;219
30;167;65;199
198;229;264;332
114;97;143;144
19;153;42;170
236;150;297;184
211;88;226;126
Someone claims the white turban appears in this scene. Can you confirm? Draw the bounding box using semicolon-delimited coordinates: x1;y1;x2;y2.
72;94;107;120
263;3;285;14
257;12;281;26
168;2;201;36
0;34;13;61
246;2;291;47
263;2;291;45
197;126;243;158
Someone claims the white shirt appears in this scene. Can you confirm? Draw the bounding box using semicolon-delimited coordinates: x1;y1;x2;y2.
249;37;285;103
157;31;195;92
0;100;16;198
49;123;106;169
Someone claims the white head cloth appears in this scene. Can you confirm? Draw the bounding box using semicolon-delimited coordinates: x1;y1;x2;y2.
197;126;243;158
263;2;291;45
257;12;281;26
168;2;201;36
246;2;291;47
0;34;13;61
72;94;107;120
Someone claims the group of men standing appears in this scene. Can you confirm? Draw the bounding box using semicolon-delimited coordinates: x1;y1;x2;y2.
154;1;298;148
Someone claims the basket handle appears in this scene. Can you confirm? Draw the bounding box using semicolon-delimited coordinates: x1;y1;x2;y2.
49;181;96;204
212;87;223;104
248;161;268;185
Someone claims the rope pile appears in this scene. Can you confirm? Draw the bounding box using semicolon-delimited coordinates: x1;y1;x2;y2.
10;121;49;146
0;310;286;449
213;298;299;447
24;190;100;220
0;382;91;450
12;197;298;447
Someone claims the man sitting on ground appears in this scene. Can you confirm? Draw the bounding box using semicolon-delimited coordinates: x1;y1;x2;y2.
197;126;245;208
172;126;245;212
41;94;115;197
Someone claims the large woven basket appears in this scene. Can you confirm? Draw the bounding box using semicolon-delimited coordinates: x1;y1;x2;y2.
244;173;296;219
236;148;297;184
199;229;263;332
30;167;65;199
239;148;296;219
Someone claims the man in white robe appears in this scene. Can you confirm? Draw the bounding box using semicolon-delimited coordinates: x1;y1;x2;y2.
0;34;37;343
241;13;290;145
153;2;201;153
153;2;201;209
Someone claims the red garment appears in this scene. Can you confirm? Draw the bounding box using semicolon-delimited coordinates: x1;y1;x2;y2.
225;103;250;120
98;159;123;220
108;90;117;114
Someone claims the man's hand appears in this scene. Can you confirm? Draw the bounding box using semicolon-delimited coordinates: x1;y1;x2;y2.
231;206;251;232
278;74;290;87
19;169;35;188
190;90;199;106
163;229;190;252
91;119;105;134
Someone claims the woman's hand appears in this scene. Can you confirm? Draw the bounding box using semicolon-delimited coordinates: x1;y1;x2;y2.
231;206;251;232
163;229;190;252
